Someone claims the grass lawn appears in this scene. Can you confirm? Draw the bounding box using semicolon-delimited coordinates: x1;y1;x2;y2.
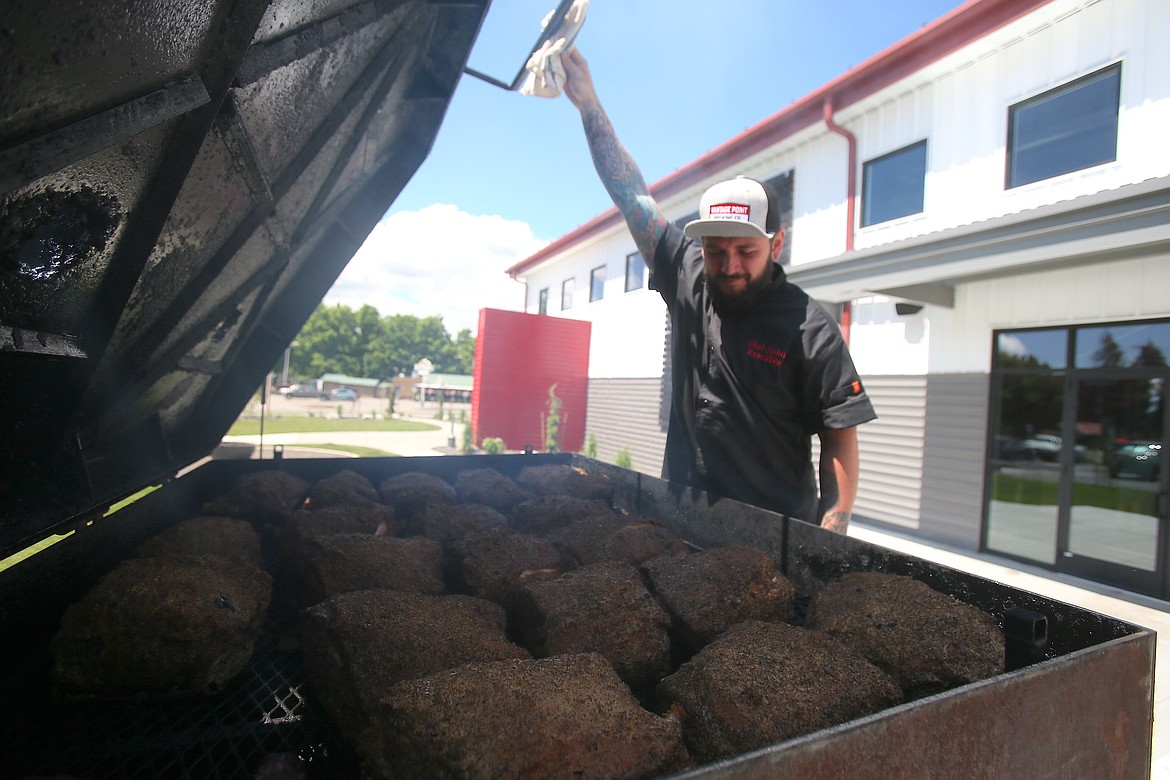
228;417;438;435
291;443;397;458
993;473;1155;514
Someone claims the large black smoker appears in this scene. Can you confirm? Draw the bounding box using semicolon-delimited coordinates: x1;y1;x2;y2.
0;1;1154;778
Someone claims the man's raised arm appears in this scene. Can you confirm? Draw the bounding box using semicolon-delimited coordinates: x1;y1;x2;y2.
562;49;667;264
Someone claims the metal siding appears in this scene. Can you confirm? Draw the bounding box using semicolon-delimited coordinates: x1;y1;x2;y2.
585;291;667;379
919;373;991;549
584;377;666;476
585;373;940;526
801;375;924;528
472;309;591;452
846;0;1170;251
586;372;989;551
851;375;926;527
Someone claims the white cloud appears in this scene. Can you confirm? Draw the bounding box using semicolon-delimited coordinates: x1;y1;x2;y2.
323;204;545;335
998;334;1028;358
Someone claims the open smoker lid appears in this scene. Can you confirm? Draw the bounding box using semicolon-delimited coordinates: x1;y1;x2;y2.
0;0;493;556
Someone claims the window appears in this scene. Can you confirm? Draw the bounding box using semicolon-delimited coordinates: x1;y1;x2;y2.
861;140;927;227
1007;63;1121;188
986;319;1170;584
589;265;606;302
1075;321;1170;369
537;287;548;315
625;252;645;292
561;278;574;310
995;329;1068;370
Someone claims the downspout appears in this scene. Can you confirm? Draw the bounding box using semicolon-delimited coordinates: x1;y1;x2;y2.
822;96;856;344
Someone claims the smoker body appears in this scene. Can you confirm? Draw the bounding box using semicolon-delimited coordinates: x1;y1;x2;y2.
0;454;1153;778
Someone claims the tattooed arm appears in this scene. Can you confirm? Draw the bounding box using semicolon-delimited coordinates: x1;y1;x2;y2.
817;427;860;535
562;49;667;264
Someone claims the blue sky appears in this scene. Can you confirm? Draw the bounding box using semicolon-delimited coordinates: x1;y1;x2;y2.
324;0;966;334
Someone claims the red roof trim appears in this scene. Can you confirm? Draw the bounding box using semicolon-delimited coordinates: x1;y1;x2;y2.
508;0;1050;278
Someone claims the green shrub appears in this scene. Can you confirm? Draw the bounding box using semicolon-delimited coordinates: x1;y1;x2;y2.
461;422;473;454
482;437;506;454
544;384;563;453
614;448;632;469
583;432;598;459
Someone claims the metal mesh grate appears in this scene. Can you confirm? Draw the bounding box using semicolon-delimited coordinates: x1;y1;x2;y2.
4;620;356;779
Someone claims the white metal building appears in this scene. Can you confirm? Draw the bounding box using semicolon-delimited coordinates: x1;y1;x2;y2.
506;0;1170;599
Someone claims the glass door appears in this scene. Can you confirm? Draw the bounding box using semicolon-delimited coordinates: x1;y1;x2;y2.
986;320;1170;599
985;329;1069;568
1058;375;1167;594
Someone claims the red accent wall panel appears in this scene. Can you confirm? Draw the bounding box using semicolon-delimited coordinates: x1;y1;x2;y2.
472;309;591;452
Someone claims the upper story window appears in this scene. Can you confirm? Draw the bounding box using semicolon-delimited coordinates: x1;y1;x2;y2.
590;265;606;302
625;252;645;292
861;140;927;227
537;287;548;315
1006;63;1121;189
561;278;574;310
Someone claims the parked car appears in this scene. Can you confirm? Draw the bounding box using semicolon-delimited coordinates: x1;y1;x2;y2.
1110;442;1162;481
329;386;358;401
1018;434;1063;461
280;383;327;399
1016;434;1087;462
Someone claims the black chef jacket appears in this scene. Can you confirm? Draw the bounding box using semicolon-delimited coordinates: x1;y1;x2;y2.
650;222;877;522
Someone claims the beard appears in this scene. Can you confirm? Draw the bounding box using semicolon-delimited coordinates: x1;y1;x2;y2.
704;265;773;315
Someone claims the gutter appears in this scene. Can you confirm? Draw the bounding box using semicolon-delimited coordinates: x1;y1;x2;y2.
822;96;857;342
822;97;857;253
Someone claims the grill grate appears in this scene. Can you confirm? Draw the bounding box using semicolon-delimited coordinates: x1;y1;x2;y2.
4;619;356;779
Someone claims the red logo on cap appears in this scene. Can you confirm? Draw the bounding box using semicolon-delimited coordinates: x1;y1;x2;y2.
708;203;750;220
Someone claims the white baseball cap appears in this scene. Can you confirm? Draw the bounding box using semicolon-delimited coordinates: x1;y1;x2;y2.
684;175;780;239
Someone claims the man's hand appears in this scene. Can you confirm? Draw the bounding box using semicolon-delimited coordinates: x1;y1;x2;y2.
562;48;599;112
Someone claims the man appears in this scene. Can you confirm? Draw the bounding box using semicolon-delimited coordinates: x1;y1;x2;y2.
561;49;876;534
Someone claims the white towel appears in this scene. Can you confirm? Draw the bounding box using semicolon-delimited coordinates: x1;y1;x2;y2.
519;0;588;98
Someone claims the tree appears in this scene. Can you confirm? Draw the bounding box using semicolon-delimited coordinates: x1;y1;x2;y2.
1091;332;1125;368
1135;341;1168;368
290;304;364;377
452;328;475;374
995;353;1063;440
284;304;474;381
375;314;463;377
